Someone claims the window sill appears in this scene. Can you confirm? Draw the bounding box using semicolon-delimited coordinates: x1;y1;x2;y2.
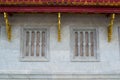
71;57;100;62
20;57;49;62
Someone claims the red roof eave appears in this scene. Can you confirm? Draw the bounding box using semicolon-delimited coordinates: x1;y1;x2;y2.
0;0;120;13
0;6;120;13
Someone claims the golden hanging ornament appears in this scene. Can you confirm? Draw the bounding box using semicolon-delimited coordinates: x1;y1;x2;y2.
58;12;61;42
108;13;115;42
4;12;12;41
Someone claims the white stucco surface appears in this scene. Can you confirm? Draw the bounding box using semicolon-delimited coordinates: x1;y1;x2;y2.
0;13;120;79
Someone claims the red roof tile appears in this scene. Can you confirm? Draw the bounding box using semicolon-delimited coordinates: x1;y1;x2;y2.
0;0;120;6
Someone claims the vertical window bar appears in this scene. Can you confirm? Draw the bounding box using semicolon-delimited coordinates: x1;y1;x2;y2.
29;31;32;57
91;31;94;56
26;31;29;56
78;31;80;57
45;30;47;58
34;31;37;57
83;31;86;57
93;30;97;58
39;31;42;57
80;32;83;56
31;31;35;56
42;31;46;57
36;31;40;57
88;31;91;57
85;32;89;56
74;32;78;56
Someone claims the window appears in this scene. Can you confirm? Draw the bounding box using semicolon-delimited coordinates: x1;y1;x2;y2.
21;27;49;61
71;28;99;61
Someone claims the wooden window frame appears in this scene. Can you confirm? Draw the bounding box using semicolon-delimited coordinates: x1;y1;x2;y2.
20;26;49;62
70;27;100;62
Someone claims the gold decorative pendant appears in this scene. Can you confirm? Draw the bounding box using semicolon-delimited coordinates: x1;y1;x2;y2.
58;12;61;42
4;12;12;42
108;13;115;42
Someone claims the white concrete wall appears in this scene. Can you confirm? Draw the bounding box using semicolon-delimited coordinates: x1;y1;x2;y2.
0;13;120;77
